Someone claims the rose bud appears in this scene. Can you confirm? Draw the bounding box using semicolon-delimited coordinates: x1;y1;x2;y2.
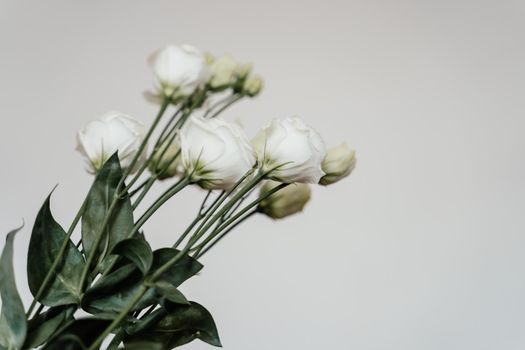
258;180;311;219
149;136;183;180
320;143;356;185
243;75;263;97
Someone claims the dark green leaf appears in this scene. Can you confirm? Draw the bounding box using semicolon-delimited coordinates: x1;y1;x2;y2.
151;281;189;305
24;306;75;349
82;153;134;270
42;318;111;350
149;248;203;288
124;302;221;349
123;341;163;350
27;195;85;307
124;309;166;336
0;226;27;350
111;238;153;275
81;264;155;318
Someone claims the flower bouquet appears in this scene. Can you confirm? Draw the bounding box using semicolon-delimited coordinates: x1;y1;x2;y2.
0;44;356;350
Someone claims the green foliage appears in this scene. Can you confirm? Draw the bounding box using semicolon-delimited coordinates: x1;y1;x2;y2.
24;306;75;349
82;153;134;270
27;195;85;306
149;248;203;288
111;238;153;275
0;226;27;350
42;318;111;350
151;281;189;305
81;264;156;318
124;302;221;349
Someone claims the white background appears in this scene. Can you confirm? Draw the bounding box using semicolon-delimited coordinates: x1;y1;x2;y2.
1;0;525;349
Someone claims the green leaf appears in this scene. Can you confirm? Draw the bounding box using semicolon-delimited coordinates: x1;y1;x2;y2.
124;302;221;349
81;264;155;318
42;318;111;350
27;195;86;307
111;238;153;275
123;341;163;350
0;226;27;350
82;153;134;270
124;309;167;336
24;306;75;349
151;281;189;305
149;248;203;288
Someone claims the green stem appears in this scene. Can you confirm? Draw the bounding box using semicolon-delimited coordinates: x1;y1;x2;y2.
132;177;191;234
131;176;157;210
187;171;264;248
196;209;258;258
172;190;223;249
193;183;288;256
207;95;243;119
118;98;171;195
78;198;120;292
26;197;87;317
87;285;148;350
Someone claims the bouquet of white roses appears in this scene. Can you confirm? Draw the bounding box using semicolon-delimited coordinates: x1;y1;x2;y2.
0;44;356;350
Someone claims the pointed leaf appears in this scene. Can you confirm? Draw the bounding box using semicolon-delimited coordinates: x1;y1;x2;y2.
111;238;153;275
124;302;221;349
42;318;111;350
149;248;203;288
151;281;189;305
24;306;75;349
81;264;155;318
27;195;85;306
123;341;163;350
82;153;134;270
0;226;27;350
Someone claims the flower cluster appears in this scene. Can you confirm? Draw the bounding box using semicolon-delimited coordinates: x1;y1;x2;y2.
77;44;356;222
0;43;358;350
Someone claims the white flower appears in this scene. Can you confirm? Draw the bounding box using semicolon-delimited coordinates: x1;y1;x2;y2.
148;44;210;99
180;116;255;189
252;117;326;183
76;111;146;173
258;180;311;219
149;135;183;180
208;54;238;89
320;143;356;185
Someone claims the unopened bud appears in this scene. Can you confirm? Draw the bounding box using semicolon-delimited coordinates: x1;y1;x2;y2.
258;181;311;219
149;137;182;180
243;75;263;97
319;143;356;186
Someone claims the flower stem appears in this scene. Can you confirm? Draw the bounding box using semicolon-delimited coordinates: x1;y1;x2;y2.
118;97;171;195
87;285;148;350
195;209;258;258
131;176;157;210
193;183;288;256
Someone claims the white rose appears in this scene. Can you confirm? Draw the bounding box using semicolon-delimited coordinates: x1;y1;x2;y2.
180;116;255;189
208;54;238;89
320;143;356;185
252;117;326;183
258;180;311;219
148;44;210;99
76;111;146;173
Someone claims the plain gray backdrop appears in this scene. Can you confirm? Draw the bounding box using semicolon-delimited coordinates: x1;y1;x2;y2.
1;0;525;349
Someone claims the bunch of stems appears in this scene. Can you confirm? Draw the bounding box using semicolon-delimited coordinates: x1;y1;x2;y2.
25;90;289;350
